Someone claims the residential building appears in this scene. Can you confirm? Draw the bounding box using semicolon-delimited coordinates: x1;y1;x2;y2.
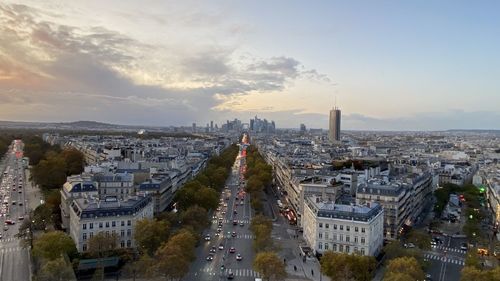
303;196;384;256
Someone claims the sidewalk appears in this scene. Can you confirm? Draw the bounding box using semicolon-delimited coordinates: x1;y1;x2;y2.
24;167;42;212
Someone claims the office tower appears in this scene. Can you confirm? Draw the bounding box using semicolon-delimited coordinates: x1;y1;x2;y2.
300;123;307;133
210;121;213;132
192;123;196;133
329;107;341;142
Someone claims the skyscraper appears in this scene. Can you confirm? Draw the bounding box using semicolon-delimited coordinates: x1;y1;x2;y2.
329;107;341;142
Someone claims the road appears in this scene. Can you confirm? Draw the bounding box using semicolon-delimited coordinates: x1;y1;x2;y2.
185;139;260;281
0;140;35;281
424;236;467;281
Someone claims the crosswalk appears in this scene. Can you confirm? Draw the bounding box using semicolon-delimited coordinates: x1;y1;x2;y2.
221;234;255;239
424;253;465;265
0;247;23;253
431;245;466;254
200;267;260;277
213;219;250;224
0;238;20;243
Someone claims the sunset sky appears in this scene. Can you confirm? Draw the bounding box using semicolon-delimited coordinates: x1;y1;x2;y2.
1;0;499;130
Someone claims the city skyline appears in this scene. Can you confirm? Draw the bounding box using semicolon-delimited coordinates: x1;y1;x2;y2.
1;1;499;130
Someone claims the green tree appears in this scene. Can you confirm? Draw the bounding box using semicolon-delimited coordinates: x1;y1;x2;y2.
383;257;425;281
180;205;209;234
253;252;287;281
36;257;75;281
154;229;196;280
61;148;85;176
134;218;170;256
406;229;431;250
33;231;77;260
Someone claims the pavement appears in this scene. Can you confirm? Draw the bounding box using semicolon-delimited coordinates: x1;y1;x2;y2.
0;140;38;281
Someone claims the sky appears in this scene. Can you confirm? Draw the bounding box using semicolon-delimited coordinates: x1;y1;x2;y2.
0;0;499;130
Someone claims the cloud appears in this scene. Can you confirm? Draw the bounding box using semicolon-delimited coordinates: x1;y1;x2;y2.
0;3;331;125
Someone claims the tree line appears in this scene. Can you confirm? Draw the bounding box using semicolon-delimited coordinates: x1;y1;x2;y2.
244;145;273;213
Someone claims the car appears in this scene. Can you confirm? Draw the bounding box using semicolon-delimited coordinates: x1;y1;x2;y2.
240;222;244;227
11;201;16;205
233;210;237;214
218;244;224;250
430;241;437;246
240;201;244;205
206;254;214;261
217;228;222;233
233;220;238;225
216;207;221;211
231;232;237;237
460;243;468;251
227;272;234;279
18;190;22;193
236;254;242;261
210;246;217;253
404;243;415;248
18;202;22;206
18;216;24;220
3;226;7;231
205;234;211;241
229;247;236;253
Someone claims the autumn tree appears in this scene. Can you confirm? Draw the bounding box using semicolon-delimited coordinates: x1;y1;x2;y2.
180;205;210;233
406;230;431;250
134;218;170;256
320;251;376;281
154;229;196;280
33;231;77;260
383;256;425;281
253;252;287;281
87;232;118;258
36;257;75;281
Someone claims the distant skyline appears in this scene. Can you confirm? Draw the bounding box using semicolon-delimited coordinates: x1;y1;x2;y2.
1;1;499;130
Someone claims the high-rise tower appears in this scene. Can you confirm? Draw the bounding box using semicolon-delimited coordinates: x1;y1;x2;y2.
329;106;341;142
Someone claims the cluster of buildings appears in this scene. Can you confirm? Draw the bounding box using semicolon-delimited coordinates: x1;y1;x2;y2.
253;128;499;257
47;133;233;252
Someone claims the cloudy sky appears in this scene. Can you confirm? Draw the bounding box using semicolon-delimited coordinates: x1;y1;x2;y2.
1;1;499;130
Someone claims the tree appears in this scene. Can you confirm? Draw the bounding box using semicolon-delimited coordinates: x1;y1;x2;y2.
194;186;219;211
180;205;209;234
33;231;77;260
253;252;287;281
122;254;156;279
461;265;500;281
61;148;85;176
36;257;75;281
134;218;170;256
87;232;118;258
383;257;425;281
320;251;375;281
406;230;431;250
154;229;196;281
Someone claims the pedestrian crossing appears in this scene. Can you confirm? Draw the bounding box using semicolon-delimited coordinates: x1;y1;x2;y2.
222;234;255;239
0;237;20;243
424;254;465;265
200;267;260;277
0;247;24;253
213;219;250;224
431;245;466;254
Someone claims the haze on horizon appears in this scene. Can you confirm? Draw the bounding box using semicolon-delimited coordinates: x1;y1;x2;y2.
0;0;499;130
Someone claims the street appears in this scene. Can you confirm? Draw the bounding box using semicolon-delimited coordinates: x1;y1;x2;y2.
0;140;39;281
424;236;467;281
185;141;260;281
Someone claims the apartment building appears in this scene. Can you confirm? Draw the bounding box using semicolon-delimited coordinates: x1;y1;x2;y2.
303;196;384;256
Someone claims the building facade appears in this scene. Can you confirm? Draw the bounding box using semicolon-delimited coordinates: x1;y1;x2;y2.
303;196;384;256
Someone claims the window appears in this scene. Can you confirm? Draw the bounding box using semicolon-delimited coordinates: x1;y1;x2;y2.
121;241;125;248
346;245;350;253
361;237;366;244
83;233;87;240
99;222;103;228
127;220;131;226
333;224;337;230
127;240;131;247
83;223;87;230
339;245;343;252
355;226;359;232
354;236;358;243
340;225;343;231
89;232;94;238
333;244;337;252
346;225;350;231
354;247;358;253
106;231;110;237
121;221;125;227
346;236;350;242
325;223;329;229
361;228;365;233
105;222;110;228
112;221;116;227
318;242;323;249
325;243;329;250
120;230;125;237
83;244;87;251
339;234;343;241
333;234;337;241
318;233;323;239
361;248;365;255
319;223;323;228
89;223;93;229
325;233;329;239
127;229;131;237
